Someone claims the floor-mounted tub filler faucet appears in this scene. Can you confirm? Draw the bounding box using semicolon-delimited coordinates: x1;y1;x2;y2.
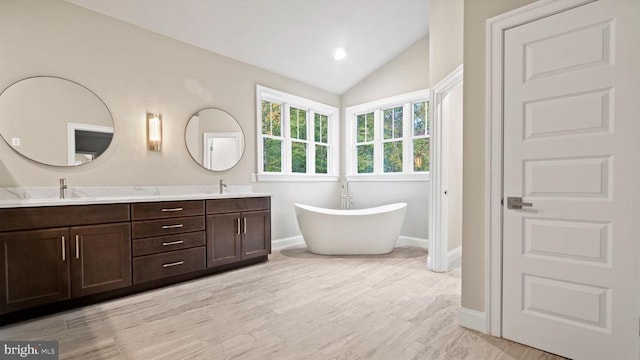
219;179;227;194
59;178;67;199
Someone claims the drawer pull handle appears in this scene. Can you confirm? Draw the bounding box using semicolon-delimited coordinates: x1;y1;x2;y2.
75;235;80;259
162;224;184;229
162;261;184;268
162;240;184;246
61;236;66;261
161;207;183;212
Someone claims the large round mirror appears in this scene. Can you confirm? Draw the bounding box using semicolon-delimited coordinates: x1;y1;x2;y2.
185;108;245;171
0;76;114;167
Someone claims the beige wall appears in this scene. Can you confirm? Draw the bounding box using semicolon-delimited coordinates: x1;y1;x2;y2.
461;0;538;312
0;0;339;187
429;0;464;87
341;36;429;108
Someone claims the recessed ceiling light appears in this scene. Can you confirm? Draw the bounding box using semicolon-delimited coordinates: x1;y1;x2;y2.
334;48;346;61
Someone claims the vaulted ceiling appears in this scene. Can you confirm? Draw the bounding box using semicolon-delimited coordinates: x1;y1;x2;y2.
65;0;429;94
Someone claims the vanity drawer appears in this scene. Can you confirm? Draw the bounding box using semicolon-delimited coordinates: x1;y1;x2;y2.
131;200;204;220
133;246;206;284
132;231;205;256
207;197;270;214
132;216;205;238
0;204;130;232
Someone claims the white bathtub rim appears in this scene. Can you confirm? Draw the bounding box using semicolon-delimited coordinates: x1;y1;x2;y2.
294;202;407;216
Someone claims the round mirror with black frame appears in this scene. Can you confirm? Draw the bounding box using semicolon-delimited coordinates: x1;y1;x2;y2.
0;76;114;167
185;108;245;171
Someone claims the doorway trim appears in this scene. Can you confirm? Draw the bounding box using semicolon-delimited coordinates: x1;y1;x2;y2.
67;123;114;166
485;0;598;336
428;64;463;273
203;131;242;170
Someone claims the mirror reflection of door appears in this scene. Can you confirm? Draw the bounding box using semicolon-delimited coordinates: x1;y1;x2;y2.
203;132;241;170
67;123;114;165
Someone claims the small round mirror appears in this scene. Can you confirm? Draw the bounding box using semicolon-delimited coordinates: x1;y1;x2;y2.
0;76;114;167
185;108;245;171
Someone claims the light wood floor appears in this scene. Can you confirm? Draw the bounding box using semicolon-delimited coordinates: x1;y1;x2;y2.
0;246;565;359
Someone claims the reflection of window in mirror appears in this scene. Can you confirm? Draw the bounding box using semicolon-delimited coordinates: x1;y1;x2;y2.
67;123;114;165
203;132;242;170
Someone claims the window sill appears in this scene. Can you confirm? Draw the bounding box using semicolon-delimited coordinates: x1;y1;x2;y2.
253;173;340;182
346;173;430;182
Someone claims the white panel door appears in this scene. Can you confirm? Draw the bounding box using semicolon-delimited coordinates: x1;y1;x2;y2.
502;1;639;359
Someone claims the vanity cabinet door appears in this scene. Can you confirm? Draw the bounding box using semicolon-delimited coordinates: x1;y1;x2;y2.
0;228;70;313
206;213;242;267
70;223;131;297
241;210;271;260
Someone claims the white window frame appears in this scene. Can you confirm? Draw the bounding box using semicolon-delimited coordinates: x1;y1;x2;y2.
345;89;430;181
256;85;339;182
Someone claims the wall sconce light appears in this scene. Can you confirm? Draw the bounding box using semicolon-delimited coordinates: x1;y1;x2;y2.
147;112;162;151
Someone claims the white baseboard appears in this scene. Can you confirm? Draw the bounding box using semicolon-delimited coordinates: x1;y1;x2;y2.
428;246;462;271
448;246;462;266
458;307;486;333
271;235;304;250
397;236;428;249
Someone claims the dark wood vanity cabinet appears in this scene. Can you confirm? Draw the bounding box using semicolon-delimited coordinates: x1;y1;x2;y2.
0;204;131;313
0;196;270;318
206;197;271;267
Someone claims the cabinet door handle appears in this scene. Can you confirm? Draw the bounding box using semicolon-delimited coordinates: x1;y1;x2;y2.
61;236;66;261
75;235;80;259
162;261;184;268
237;218;241;235
162;240;184;246
243;217;247;234
162;224;184;229
161;207;183;212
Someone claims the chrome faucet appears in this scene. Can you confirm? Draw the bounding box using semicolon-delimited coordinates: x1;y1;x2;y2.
219;179;227;194
59;178;67;199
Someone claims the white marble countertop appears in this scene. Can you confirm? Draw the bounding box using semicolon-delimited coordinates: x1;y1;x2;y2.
0;185;270;208
0;192;271;208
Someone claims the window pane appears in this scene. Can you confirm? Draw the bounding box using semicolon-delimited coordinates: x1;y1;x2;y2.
263;138;282;172
290;107;307;140
366;113;374;141
357;112;374;143
357;144;374;173
315;144;328;174
384;141;403;173
261;101;281;136
394;107;403;138
314;113;328;143
413;138;430;172
413;101;427;136
383;109;392;139
384;106;403;140
291;141;307;173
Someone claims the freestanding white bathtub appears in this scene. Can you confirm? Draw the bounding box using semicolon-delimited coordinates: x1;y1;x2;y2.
294;203;407;255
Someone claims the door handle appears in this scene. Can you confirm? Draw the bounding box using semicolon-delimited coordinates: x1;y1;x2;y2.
75;235;80;259
506;197;533;209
